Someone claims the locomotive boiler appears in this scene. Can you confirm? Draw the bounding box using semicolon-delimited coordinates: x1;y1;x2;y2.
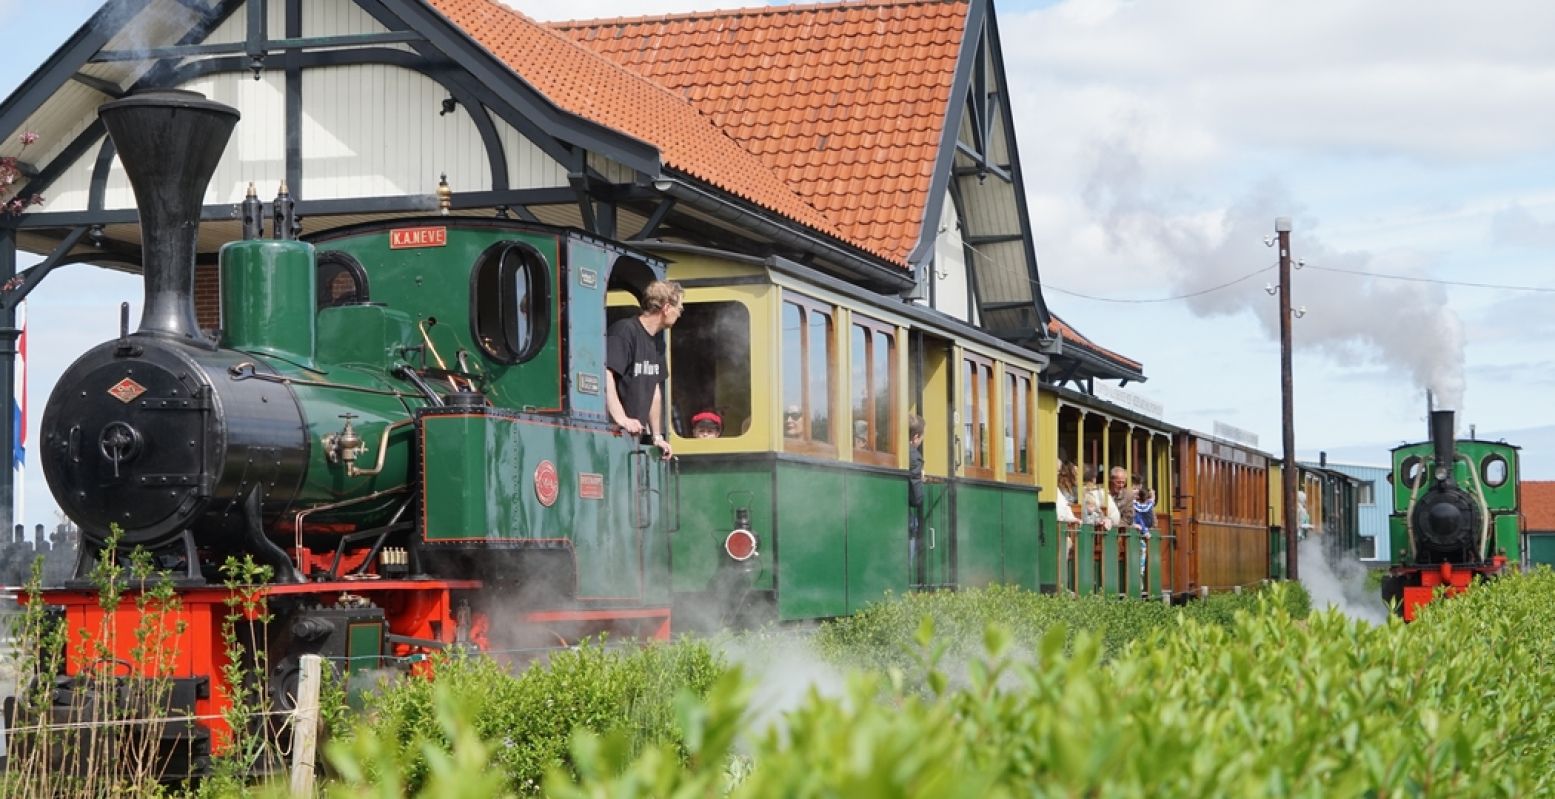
28;90;678;775
40;91;311;579
1382;409;1519;620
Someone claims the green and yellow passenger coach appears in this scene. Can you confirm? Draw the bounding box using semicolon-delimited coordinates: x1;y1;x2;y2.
629;248;1064;626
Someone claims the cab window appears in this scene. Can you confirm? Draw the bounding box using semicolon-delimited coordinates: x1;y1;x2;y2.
1482;454;1509;488
670;300;752;437
317;251;369;308
472;242;549;364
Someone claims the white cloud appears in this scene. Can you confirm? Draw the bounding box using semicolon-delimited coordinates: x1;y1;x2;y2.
996;0;1555;445
1004;0;1555;161
1491;203;1555;248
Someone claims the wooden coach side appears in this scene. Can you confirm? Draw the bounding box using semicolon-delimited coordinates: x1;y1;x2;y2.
1176;432;1272;594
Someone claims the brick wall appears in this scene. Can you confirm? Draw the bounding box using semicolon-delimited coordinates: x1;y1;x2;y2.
195;264;220;332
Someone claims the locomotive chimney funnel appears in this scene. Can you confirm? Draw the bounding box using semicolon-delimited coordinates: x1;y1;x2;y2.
98;90;239;343
1430;409;1456;485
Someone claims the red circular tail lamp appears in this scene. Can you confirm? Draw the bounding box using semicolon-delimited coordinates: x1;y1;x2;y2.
724;528;758;561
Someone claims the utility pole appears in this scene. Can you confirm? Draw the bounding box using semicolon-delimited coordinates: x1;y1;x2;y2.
1276;217;1299;581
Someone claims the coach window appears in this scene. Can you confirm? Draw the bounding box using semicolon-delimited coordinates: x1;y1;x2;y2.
850;316;897;465
1004;367;1034;481
782;296;835;452
472;242;549;364
962;353;994;479
670;300;752;437
317;251;369;308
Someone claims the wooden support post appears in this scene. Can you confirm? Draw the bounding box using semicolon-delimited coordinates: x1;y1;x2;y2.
290;654;323;797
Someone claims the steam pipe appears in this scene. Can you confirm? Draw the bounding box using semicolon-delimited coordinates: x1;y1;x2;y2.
1430;410;1456;486
97;90;239;344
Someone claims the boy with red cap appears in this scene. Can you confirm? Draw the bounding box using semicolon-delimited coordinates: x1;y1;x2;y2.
691;410;723;439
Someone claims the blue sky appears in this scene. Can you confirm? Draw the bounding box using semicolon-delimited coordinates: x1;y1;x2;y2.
5;0;1555;524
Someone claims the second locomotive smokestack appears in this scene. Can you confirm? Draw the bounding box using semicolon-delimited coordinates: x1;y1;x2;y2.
98;90;240;342
1430;409;1456;485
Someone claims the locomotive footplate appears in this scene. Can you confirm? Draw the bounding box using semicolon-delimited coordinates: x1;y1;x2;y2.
518;606;673;643
27;578;481;759
1393;557;1507;622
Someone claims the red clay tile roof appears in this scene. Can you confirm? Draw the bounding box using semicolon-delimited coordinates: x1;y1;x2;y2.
426;0;892;262
1048;314;1142;373
1524;481;1555;531
552;0;968;266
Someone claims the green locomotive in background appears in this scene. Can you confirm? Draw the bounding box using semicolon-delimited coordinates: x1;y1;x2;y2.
1382;410;1521;620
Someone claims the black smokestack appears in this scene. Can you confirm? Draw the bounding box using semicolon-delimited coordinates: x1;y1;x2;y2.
1430;409;1456;485
98;90;239;342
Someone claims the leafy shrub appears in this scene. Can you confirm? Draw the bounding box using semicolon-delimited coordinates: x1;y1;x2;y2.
813;581;1310;676
553;571;1555;797
332;637;723;795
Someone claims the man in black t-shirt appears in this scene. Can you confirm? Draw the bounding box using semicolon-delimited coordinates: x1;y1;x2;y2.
605;279;683;460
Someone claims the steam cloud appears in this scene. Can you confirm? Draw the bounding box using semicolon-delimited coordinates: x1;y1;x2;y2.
1083;146;1466;410
1297;538;1388;625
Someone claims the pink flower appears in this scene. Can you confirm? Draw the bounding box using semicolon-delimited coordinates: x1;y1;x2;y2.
18;131;38;146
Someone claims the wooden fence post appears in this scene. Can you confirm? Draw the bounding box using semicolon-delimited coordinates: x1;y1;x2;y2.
290;654;323;797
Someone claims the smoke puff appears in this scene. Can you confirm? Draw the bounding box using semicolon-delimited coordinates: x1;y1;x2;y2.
1297;538;1388;625
1083;144;1467;409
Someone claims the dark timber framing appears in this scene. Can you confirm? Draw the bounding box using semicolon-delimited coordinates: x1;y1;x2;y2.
0;0;931;533
911;0;1050;345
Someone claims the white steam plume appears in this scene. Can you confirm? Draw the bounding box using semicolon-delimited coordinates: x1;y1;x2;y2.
718;632;847;740
1297;538;1388;625
1083;145;1466;409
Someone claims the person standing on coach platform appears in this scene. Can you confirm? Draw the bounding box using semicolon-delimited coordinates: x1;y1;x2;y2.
907;415;926;585
606;280;684;461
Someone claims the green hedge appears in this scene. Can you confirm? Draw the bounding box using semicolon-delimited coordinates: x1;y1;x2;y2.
813;582;1310;675
552;570;1555;797
317;639;722;795
261;572;1555;796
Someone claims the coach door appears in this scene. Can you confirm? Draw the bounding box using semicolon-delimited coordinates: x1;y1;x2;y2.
911;329;955;589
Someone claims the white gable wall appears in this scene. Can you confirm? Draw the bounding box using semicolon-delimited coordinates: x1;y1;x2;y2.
41;0;571;214
932;190;973;324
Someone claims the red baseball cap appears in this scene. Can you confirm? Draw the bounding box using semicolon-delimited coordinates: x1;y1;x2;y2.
691;411;722;427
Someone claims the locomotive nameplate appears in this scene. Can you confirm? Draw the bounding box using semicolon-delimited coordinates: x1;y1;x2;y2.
576;372;600;395
389;226;447;249
107;377;147;404
578;473;605;500
578;268;598;289
534;460;560;507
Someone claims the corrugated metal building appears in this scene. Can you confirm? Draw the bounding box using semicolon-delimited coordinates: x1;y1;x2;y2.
1326;462;1390;562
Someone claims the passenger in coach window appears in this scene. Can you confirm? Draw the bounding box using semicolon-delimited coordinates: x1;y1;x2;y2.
1082;466;1118;530
783;404;803;438
1055;461;1078;524
605;279;683;461
1109;467;1133;522
691;410;723;439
